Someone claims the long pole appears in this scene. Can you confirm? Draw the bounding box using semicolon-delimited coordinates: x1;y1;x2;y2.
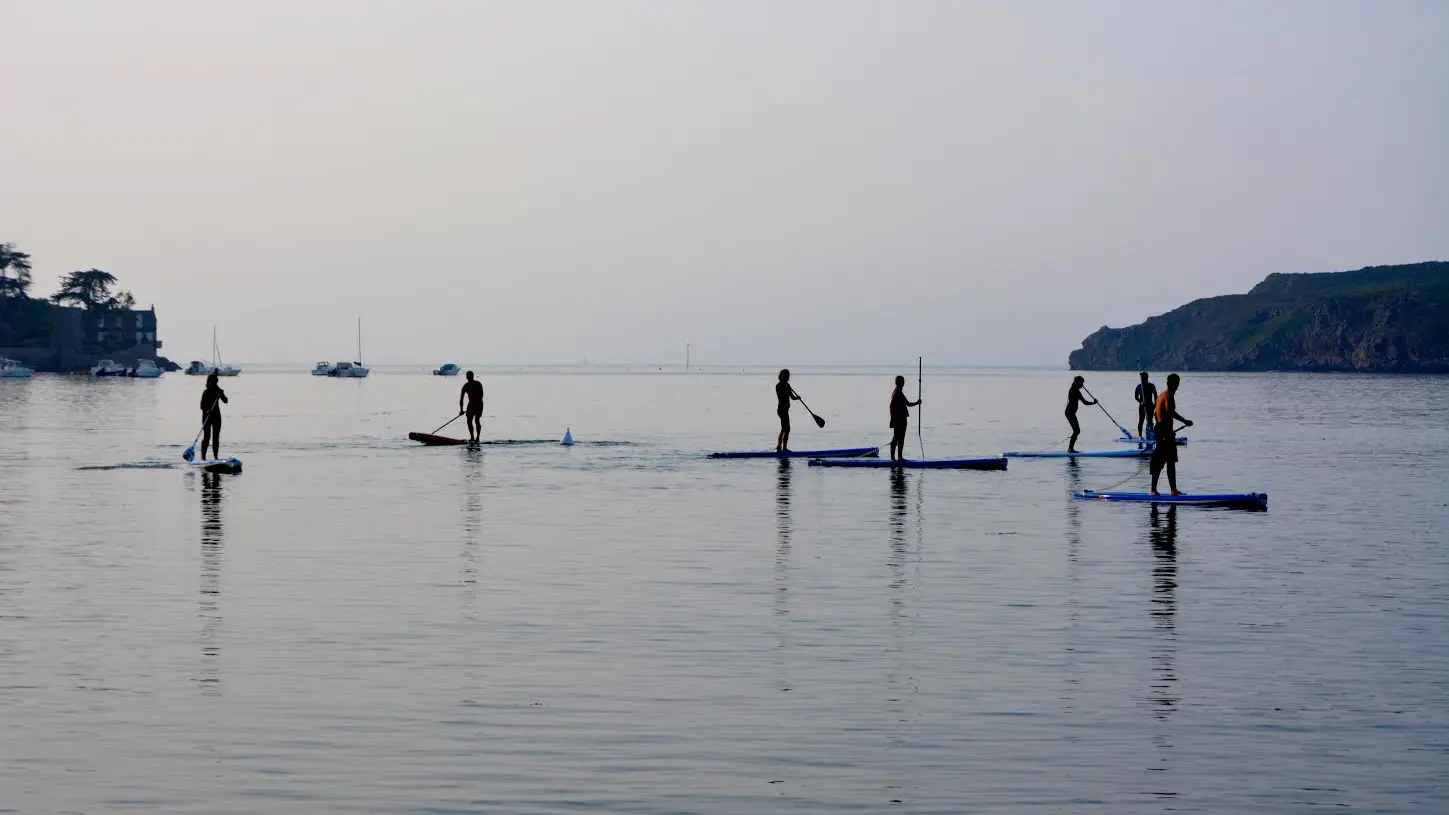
917;356;925;460
357;317;362;364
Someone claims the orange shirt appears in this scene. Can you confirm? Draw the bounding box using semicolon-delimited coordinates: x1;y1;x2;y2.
1154;390;1173;423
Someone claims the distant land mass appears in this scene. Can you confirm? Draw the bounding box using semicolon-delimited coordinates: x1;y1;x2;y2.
1069;261;1449;373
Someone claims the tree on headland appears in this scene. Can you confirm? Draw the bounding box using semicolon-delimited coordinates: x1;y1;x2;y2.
0;243;34;301
51;269;134;310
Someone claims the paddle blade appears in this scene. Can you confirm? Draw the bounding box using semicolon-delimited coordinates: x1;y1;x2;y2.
812;413;826;428
182;445;195;462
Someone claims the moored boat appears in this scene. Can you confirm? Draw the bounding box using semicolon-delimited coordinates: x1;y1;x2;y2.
186;327;241;376
0;358;34;378
91;359;129;376
312;361;335;376
433;363;461;376
130;359;163;378
329;360;369;378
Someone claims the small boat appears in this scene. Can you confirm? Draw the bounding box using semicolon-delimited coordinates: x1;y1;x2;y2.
708;447;879;460
186;328;241;376
1074;489;1267;510
1004;447;1149;458
329;318;369;377
408;432;469;446
433;363;461;376
0;358;34;378
1114;435;1187;445
189;457;243;474
810;456;1007;470
129;359;163;378
91;359;129;377
312;361;335;376
329;360;369;378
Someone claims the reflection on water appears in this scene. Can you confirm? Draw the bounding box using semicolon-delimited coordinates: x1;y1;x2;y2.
773;459;792;628
1063;459;1083;710
198;471;224;697
1147;504;1179;799
888;468;908;599
461;446;484;593
773;459;793;693
1148;504;1179;716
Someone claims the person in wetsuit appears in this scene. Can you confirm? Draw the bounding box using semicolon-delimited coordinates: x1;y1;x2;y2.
1150;373;1194;495
459;371;484;443
1134;371;1159;440
199;373;228;461
1065;375;1097;453
776;369;800;452
888;375;922;461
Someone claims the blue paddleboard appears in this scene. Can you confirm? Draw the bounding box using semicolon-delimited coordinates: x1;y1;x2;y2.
1003;448;1148;459
1074;490;1266;509
708;447;879;460
1114;435;1187;444
809;457;1006;470
190;457;243;474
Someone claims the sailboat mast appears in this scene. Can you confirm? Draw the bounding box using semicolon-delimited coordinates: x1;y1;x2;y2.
357;317;363;364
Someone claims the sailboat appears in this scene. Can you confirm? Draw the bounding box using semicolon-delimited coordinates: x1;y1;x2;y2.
186;327;241;376
328;318;370;377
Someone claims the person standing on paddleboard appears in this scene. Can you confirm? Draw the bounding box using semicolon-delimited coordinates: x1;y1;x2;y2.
1134;371;1159;440
199;373;228;461
776;369;800;452
459;371;484;443
1065;376;1096;453
888;375;921;461
1150;373;1194;495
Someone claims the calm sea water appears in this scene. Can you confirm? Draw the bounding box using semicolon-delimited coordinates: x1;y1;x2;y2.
1;366;1445;813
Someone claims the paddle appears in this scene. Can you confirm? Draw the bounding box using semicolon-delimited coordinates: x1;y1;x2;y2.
1081;386;1132;439
917;356;925;460
795;393;826;428
182;408;212;462
431;413;463;435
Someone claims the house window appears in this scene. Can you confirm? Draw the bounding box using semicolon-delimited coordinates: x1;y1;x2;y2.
135;313;143;328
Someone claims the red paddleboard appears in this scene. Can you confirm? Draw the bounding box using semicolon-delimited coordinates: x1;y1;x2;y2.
408;432;469;446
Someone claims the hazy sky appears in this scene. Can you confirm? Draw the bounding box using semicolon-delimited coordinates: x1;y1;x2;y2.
3;0;1446;365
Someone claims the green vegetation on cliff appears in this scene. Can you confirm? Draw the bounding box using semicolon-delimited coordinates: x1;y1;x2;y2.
1069;262;1449;373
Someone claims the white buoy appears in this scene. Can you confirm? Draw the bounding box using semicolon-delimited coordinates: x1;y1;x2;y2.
561;427;574;446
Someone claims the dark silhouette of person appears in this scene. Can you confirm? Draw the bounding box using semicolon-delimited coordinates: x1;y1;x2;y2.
459;371;484;443
1150;374;1194;495
888;375;921;461
775;369;800;452
1065;376;1096;453
199;373;228;461
1134;371;1159;440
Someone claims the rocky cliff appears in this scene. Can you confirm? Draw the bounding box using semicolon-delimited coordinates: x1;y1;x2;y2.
1068;262;1449;373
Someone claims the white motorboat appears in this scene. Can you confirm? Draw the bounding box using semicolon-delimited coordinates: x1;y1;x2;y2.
131;359;163;378
0;358;33;378
186;327;241;376
433;363;460;376
312;361;335;376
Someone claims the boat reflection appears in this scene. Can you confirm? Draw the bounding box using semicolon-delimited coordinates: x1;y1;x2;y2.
198;471;224;696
